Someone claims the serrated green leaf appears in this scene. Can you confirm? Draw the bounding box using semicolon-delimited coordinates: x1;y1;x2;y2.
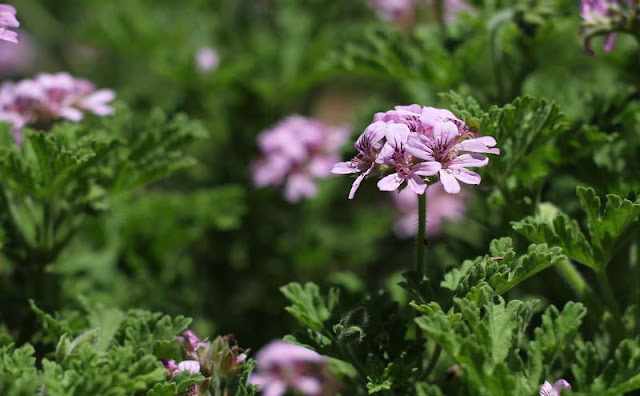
280;282;338;332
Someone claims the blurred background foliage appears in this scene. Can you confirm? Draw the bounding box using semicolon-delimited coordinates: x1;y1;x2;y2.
2;0;638;352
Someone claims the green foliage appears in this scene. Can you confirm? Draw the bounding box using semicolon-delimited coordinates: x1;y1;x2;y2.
444;94;569;211
0;107;204;266
416;294;586;396
0;307;195;396
513;187;640;269
572;339;640;396
439;237;565;297
280;282;339;333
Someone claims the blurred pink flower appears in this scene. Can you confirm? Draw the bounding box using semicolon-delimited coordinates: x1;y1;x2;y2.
369;0;470;22
369;0;415;21
195;46;220;72
0;4;19;43
248;340;328;396
540;379;571;396
0;32;35;76
391;181;466;238
580;0;631;53
253;116;350;202
0;72;115;142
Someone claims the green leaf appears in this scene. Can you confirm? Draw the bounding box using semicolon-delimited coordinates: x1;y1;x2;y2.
513;209;598;269
447;237;565;297
573;339;640;396
514;188;640;269
528;302;587;382
577;187;640;267
280;282;339;332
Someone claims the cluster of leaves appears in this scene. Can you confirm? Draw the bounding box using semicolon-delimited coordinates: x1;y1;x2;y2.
513;187;640;270
1;303;255;396
0;107;205;267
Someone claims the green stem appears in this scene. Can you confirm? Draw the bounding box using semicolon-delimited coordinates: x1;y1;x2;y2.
424;344;441;380
596;269;626;341
556;259;591;299
416;193;427;277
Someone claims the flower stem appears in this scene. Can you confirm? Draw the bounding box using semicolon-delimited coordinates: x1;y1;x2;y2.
416;193;427;277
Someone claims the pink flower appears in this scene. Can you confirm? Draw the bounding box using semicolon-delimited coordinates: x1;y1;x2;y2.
369;0;471;22
0;32;35;77
253;116;350;202
332;121;386;199
177;330;209;359
332;105;498;198
368;0;415;21
248;340;328;396
195;46;220;72
0;4;19;44
0;73;115;142
406;117;499;194
161;359;201;378
540;379;571;396
391;181;467;238
580;0;632;53
375;123;441;194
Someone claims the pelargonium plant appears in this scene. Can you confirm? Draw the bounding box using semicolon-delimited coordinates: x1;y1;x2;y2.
0;4;19;43
253;115;350;202
0;72;115;143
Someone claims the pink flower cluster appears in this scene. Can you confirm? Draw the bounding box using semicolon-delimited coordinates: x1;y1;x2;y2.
391;181;466;238
0;72;115;142
540;379;571;396
162;330;248;395
253;116;350;202
332;105;498;199
368;0;469;22
248;340;330;396
368;0;416;21
0;4;19;44
580;0;632;53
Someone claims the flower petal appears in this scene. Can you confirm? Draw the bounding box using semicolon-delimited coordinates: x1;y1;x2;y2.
331;160;359;175
449;153;489;168
412;161;441;176
406;133;434;161
439;170;461;194
455;136;500;154
539;381;553;396
407;174;427;195
552;379;572;392
377;173;403;192
452;168;481;185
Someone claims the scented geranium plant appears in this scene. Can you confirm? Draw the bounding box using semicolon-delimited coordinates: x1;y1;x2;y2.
3;1;640;396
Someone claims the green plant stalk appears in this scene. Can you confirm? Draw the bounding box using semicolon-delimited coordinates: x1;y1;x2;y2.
595;269;626;341
556;259;591;299
417;193;427;277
